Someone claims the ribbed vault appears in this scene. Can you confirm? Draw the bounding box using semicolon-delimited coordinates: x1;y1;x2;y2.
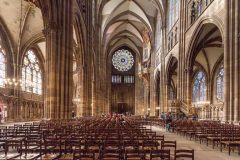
99;0;164;58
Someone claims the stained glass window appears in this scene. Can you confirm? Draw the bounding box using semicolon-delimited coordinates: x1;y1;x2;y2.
216;65;224;101
112;49;134;72
112;75;122;83
22;50;42;95
0;46;5;87
124;75;134;84
167;0;180;31
192;71;206;102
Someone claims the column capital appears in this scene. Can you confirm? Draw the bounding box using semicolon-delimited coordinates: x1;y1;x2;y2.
42;21;60;36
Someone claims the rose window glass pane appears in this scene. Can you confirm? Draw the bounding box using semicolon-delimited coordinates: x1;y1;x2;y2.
112;49;134;72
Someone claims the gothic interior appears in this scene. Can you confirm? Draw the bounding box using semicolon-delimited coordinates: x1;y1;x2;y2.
0;0;238;123
0;0;239;159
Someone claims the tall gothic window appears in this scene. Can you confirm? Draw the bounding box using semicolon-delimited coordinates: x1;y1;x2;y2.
192;71;206;102
216;64;224;101
167;0;180;31
0;45;6;87
22;50;42;95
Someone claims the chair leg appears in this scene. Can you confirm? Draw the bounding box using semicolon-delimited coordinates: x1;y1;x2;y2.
238;145;240;155
228;146;231;156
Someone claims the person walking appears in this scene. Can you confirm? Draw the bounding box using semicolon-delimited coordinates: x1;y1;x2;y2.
165;113;172;132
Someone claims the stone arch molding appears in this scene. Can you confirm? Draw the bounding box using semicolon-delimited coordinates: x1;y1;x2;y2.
185;16;224;70
166;54;178;79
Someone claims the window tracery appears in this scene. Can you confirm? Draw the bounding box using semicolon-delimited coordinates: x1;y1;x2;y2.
112;49;134;72
0;46;6;87
189;0;214;25
167;0;180;31
22;50;42;95
192;71;207;102
216;64;224;101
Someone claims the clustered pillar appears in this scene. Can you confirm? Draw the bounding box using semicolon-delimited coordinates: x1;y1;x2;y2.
224;0;240;122
36;0;74;119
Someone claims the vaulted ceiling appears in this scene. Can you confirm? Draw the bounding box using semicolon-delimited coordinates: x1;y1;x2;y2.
194;24;223;75
0;0;82;60
0;0;45;56
99;0;164;58
0;0;165;60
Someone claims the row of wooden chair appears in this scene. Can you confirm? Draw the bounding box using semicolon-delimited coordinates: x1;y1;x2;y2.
0;116;194;159
164;119;240;156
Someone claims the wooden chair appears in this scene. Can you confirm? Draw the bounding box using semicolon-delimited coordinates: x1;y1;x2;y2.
99;148;122;160
21;135;42;160
42;137;61;159
73;148;95;160
125;149;145;160
142;140;159;153
155;135;164;142
150;149;170;160
161;141;176;150
174;149;194;160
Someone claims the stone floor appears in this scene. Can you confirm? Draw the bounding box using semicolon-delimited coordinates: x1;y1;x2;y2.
149;125;240;160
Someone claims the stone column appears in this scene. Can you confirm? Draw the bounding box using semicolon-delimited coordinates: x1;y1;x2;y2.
26;103;30;120
37;104;41;119
91;79;97;116
234;0;240;122
35;104;38;119
160;60;167;113
178;0;187;101
224;0;240;122
23;103;27;120
7;102;12;122
29;103;33;120
143;81;150;115
34;104;37;119
76;65;85;117
33;104;36;119
186;68;193;108
40;103;44;119
19;103;23;120
36;0;73;119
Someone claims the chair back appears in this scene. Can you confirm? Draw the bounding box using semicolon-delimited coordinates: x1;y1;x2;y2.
174;149;194;160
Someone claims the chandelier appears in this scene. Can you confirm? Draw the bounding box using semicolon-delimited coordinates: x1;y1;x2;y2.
4;78;22;87
73;98;81;105
4;0;24;88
